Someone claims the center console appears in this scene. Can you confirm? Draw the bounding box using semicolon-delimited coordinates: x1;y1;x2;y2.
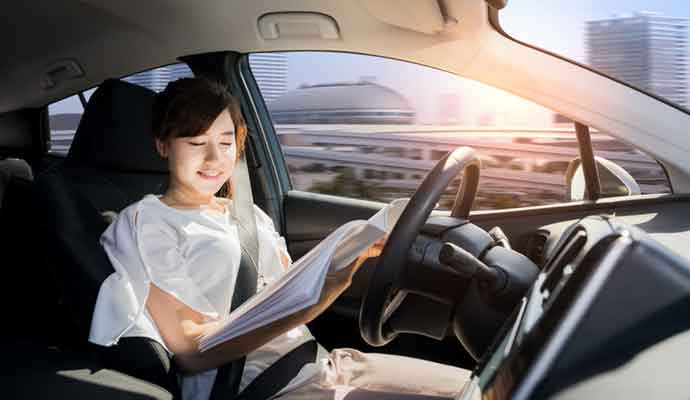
458;215;690;399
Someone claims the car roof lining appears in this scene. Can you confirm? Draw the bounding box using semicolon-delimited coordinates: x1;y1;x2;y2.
0;0;488;113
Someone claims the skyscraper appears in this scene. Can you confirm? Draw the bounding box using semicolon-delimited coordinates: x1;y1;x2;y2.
123;63;193;92
249;53;288;104
586;12;688;107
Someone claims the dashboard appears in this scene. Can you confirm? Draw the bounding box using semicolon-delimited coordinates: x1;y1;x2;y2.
458;214;690;399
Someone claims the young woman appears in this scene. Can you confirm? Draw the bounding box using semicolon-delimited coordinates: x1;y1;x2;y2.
89;78;469;400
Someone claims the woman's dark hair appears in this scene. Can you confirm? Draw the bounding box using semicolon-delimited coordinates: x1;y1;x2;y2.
152;77;248;198
152;77;247;160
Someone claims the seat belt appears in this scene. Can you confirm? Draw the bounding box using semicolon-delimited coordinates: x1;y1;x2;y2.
210;153;259;400
236;339;317;400
210;150;317;400
229;153;261;307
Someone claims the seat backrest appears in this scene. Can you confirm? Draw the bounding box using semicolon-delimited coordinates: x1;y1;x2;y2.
0;159;61;345
33;79;179;397
35;79;168;333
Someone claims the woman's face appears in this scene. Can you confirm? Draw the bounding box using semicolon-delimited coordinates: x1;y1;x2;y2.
156;109;237;203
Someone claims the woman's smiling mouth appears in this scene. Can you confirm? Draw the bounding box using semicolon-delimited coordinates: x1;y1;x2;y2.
198;170;223;180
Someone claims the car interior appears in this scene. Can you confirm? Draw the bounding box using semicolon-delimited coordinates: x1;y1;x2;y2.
3;1;690;399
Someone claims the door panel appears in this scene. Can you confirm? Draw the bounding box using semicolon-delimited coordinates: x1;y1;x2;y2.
283;190;386;256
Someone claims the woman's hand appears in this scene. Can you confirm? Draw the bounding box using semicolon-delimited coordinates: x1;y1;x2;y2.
306;234;388;321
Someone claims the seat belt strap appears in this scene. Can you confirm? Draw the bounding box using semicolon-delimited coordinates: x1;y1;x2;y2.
211;150;318;400
231;152;318;398
231;152;260;299
237;340;317;400
210;153;259;400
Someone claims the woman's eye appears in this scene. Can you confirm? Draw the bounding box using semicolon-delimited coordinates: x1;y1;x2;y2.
221;142;234;146
189;142;205;146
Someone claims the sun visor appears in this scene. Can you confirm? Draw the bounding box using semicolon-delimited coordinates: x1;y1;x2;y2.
360;0;456;35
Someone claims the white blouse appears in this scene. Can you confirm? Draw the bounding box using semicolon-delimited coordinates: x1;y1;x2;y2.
89;194;329;400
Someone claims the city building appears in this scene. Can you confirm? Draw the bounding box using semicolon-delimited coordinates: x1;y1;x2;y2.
586;12;689;107
249;53;288;103
123;63;193;92
268;81;416;124
278;125;669;208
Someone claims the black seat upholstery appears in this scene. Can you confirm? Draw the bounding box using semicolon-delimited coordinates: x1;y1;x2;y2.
33;79;179;397
0;159;33;269
0;158;66;346
3;339;173;400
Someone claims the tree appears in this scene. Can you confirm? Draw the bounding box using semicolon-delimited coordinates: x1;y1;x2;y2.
308;167;382;201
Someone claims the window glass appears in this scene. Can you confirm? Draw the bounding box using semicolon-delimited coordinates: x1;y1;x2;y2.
500;1;689;109
48;94;86;155
592;131;671;196
250;52;592;211
47;63;193;155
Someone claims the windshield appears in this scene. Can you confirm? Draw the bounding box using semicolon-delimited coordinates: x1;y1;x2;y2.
499;1;689;110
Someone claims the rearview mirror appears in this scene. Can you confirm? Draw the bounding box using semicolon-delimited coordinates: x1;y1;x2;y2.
565;156;640;201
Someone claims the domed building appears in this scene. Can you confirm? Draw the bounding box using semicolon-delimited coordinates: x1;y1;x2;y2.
268;81;416;124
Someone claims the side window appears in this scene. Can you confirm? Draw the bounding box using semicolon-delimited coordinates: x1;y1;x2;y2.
47;63;193;155
248;52;669;211
592;132;671;196
48;94;88;155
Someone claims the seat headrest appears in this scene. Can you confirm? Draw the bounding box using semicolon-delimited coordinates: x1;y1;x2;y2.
0;158;32;181
0;158;32;205
66;79;167;173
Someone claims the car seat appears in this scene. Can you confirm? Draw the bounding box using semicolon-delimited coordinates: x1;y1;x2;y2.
32;79;179;396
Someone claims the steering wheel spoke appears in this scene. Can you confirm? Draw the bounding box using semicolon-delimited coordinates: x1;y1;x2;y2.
382;289;407;323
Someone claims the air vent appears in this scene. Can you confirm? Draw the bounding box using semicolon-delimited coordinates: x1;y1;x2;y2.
525;229;549;265
542;230;587;295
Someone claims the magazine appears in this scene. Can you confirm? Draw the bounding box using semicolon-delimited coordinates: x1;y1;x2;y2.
198;198;408;352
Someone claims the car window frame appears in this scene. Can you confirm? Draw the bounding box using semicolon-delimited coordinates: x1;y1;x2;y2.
238;54;292;195
239;50;675;213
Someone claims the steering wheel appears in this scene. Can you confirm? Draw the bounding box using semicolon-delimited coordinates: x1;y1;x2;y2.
359;147;481;346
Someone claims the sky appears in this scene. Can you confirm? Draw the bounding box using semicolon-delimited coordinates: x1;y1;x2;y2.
51;1;690;126
500;0;690;63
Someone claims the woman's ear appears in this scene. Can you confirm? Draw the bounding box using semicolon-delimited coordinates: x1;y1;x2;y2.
155;137;168;158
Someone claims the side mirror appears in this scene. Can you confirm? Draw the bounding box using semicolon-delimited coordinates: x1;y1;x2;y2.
565;156;640;201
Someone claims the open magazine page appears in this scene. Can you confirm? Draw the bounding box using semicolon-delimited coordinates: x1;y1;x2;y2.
198;198;408;352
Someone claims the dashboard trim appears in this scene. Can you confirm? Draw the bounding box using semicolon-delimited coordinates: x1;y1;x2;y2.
512;233;631;400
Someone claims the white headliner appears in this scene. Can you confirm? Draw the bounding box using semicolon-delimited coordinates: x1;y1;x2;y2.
2;0;690;190
0;0;487;111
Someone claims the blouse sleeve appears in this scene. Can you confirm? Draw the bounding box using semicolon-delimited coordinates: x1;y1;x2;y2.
89;203;219;349
136;209;220;320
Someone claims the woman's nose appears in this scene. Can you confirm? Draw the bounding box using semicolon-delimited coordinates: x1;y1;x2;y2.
205;143;222;162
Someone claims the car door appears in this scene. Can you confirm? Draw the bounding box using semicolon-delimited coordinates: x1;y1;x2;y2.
238;51;673;367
